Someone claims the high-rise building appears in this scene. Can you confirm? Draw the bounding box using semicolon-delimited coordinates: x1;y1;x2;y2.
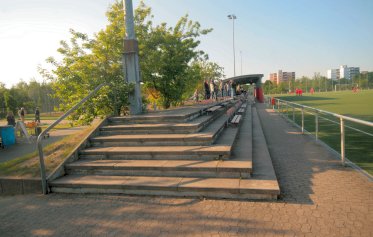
327;65;360;80
269;73;278;84
269;70;295;85
327;69;340;80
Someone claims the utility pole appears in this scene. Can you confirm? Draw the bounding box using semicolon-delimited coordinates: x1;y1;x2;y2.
228;14;237;77
240;50;243;75
123;0;142;115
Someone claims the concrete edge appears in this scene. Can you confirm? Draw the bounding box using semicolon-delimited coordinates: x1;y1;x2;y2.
46;118;109;184
251;106;280;195
0;177;42;195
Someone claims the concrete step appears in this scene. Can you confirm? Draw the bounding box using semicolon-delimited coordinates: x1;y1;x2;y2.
100;107;227;135
65;159;251;178
109;102;227;124
90;133;213;146
91;106;232;147
49;175;279;200
79;145;232;160
99;123;200;135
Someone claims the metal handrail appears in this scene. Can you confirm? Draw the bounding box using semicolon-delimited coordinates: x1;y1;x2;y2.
273;98;373;127
37;83;107;194
265;95;373;167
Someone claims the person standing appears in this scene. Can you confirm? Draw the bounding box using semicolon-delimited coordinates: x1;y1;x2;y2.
6;111;16;126
230;80;235;98
224;83;228;97
213;81;219;101
18;107;25;122
35;107;40;123
193;89;199;102
227;80;232;97
219;80;223;98
204;80;210;100
209;80;215;100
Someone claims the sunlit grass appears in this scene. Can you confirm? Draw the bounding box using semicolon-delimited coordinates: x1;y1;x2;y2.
0;120;101;177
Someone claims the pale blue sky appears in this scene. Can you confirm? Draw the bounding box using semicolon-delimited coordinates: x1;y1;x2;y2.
1;0;372;88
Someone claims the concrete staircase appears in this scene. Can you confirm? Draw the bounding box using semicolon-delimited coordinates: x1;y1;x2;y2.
49;100;280;200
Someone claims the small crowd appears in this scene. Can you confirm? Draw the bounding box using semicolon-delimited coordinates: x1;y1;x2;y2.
6;107;41;127
193;79;246;103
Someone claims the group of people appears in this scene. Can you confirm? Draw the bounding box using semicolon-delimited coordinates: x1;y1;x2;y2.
6;107;40;127
352;87;359;93
295;88;303;96
203;80;234;101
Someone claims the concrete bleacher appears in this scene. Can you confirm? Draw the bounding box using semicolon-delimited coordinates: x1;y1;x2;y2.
49;97;280;200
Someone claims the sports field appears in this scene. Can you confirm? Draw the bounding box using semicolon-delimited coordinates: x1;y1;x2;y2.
274;90;373;175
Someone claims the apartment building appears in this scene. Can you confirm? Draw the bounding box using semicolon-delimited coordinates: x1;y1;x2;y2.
327;65;360;80
269;70;295;85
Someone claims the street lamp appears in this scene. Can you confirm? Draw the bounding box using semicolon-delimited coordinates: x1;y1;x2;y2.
228;14;237;77
240;50;243;75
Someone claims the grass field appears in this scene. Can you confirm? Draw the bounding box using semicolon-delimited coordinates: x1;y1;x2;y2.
273;90;373;175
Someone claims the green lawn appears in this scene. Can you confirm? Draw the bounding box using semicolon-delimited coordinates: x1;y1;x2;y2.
273;90;373;175
275;90;373;121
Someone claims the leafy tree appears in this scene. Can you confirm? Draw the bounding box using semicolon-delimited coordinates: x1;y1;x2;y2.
40;9;132;123
40;0;216;121
135;3;212;108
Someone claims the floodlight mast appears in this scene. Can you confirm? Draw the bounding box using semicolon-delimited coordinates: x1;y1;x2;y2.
227;14;237;77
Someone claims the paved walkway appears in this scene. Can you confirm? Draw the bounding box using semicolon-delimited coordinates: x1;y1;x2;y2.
0;127;85;164
0;104;372;236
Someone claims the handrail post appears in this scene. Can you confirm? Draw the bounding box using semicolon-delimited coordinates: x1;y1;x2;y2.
315;111;319;140
37;83;106;195
37;141;48;194
340;117;345;166
301;106;304;134
286;102;289;118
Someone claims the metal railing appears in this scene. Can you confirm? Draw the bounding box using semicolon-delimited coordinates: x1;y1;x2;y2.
37;83;107;194
265;96;373;168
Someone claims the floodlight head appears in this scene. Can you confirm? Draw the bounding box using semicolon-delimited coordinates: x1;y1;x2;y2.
228;15;232;19
227;14;237;20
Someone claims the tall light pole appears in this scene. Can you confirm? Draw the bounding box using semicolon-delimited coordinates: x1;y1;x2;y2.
123;0;142;115
240;50;243;75
228;14;237;77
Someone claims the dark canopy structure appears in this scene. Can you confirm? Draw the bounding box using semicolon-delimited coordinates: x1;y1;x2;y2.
222;74;264;102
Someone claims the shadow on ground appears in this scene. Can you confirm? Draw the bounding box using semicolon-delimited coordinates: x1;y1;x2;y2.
256;104;352;205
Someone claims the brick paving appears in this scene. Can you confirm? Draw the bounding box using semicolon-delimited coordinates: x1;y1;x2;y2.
0;104;372;237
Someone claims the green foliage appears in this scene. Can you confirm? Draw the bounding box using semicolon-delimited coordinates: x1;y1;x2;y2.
135;2;213;108
0;80;55;118
40;0;219;118
39;2;131;124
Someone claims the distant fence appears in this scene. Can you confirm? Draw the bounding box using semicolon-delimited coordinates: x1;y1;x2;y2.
265;96;373;179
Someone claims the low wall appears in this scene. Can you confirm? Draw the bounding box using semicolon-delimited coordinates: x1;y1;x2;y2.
0;177;42;195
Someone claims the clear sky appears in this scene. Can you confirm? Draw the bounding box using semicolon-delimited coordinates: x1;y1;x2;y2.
1;0;372;88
